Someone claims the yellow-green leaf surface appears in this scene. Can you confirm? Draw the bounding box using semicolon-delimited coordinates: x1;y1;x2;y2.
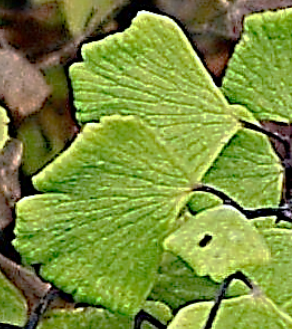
167;294;292;329
38;301;172;329
283;299;292;319
202;128;283;208
14;115;193;316
0;105;9;150
69;11;242;180
163;206;270;282
150;252;223;309
222;8;292;122
0;270;26;325
229;229;292;308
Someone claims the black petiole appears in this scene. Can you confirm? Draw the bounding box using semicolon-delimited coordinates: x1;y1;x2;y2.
203;271;256;329
192;184;292;223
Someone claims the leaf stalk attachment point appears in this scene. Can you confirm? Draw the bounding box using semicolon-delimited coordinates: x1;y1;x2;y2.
191;185;292;223
134;310;167;329
203;271;255;329
239;120;290;153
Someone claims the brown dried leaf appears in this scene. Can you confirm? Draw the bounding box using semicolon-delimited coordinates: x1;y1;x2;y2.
0;139;22;229
0;49;51;117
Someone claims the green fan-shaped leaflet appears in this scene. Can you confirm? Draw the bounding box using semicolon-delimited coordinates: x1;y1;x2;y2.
222;8;292;123
14;115;195;316
202;128;283;208
69;9;283;209
0;105;9;150
163;205;270;282
167;294;292;329
186;127;283;211
229;228;292;308
69;11;242;180
0;270;26;326
37;301;172;329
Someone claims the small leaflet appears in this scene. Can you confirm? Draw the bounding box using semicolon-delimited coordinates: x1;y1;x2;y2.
163;205;270;282
222;8;292;123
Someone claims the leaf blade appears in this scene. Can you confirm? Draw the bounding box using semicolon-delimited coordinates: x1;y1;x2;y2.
14;115;192;316
69;11;241;179
163;205;270;282
222;8;292;122
202;128;283;208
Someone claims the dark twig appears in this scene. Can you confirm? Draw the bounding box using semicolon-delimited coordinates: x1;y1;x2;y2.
240;120;290;153
240;120;292;208
0;287;58;329
134;310;167;329
204;271;255;329
192;185;246;214
23;287;59;329
192;184;292;223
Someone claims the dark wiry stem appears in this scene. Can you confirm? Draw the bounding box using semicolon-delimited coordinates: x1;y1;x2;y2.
240;120;290;153
134;310;167;329
204;271;255;329
282;125;292;205
23;287;59;329
240;120;292;205
191;184;292;223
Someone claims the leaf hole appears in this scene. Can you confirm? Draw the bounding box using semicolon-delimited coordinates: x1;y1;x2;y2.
198;234;212;247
